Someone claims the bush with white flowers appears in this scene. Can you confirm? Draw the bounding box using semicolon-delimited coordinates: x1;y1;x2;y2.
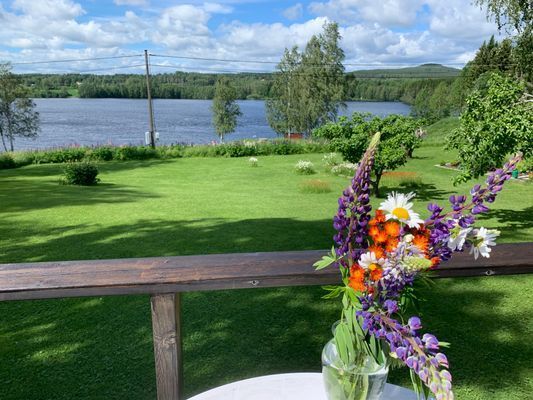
322;152;340;168
295;160;316;174
331;161;357;176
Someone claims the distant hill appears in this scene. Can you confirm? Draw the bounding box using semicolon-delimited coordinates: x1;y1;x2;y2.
348;64;461;79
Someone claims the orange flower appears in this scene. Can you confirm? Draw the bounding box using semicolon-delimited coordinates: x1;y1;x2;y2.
369;263;383;281
413;234;429;253
385;237;399;252
430;256;440;269
384;221;400;237
368;245;385;259
375;230;388;244
369;226;380;239
349;264;366;291
375;210;386;223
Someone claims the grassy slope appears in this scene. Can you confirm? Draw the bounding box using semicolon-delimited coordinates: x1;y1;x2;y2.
0;127;531;399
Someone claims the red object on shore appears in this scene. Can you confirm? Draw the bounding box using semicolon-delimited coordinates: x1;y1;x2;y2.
284;133;304;140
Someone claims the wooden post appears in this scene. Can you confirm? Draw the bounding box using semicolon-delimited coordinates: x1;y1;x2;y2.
151;293;182;400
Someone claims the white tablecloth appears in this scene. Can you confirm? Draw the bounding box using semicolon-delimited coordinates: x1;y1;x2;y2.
188;373;417;400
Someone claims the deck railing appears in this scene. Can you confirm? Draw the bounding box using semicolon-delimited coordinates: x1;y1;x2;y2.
0;242;532;399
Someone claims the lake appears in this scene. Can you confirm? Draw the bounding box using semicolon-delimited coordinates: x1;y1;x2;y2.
15;99;411;150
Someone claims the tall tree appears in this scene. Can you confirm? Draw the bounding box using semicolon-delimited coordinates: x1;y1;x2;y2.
0;63;40;152
266;46;305;136
211;76;241;143
266;21;346;137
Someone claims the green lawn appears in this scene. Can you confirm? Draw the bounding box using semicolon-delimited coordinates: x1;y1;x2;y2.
0;131;531;399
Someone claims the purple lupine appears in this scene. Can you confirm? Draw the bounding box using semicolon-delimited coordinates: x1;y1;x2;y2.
356;310;454;400
425;154;522;261
333;133;380;266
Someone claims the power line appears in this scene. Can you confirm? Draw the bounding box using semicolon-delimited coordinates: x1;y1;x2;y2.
9;54;143;66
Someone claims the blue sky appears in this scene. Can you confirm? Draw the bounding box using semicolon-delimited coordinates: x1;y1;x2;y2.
0;0;505;74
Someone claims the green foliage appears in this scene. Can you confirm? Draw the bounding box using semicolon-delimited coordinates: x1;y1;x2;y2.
447;73;533;183
61;161;99;185
475;0;532;33
267;21;345;136
114;146;158;161
0;63;40;152
315;112;422;195
212;77;241;142
86;146;114;161
0;153;16;169
0;140;333;170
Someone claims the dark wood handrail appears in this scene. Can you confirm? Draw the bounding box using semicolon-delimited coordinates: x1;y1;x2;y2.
0;242;532;400
0;242;531;302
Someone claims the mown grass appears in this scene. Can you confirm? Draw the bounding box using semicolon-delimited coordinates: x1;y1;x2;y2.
0;125;531;399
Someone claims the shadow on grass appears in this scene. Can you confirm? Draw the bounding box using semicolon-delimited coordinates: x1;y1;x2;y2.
0;217;334;262
379;182;453;201
1;277;530;399
477;207;533;242
0;180;160;213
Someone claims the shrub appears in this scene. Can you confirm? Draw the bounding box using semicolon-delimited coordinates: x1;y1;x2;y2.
299;179;332;193
322;152;340;168
157;145;184;159
295;160;315;175
115;146;158;161
330;161;357;176
0;153;16;169
248;157;258;167
62;162;99;185
516;158;533;173
87;146;114;161
11;151;35;167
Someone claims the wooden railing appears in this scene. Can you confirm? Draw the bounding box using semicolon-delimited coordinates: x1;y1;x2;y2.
0;242;532;400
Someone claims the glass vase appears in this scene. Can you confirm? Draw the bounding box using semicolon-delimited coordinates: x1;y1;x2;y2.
322;338;388;400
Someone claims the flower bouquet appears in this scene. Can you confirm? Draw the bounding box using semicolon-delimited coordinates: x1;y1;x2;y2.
315;133;521;400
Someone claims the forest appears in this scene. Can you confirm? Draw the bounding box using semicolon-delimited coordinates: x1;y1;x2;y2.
20;64;458;104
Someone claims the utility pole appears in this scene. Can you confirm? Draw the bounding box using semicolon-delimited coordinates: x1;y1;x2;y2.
144;49;156;148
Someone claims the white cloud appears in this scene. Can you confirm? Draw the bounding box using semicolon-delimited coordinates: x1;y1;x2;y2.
427;0;498;41
153;5;211;49
114;0;149;6
283;3;303;20
309;0;425;27
12;0;84;19
203;2;233;14
0;0;508;74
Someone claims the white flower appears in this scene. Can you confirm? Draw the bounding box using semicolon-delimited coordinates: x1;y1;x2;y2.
358;251;386;270
447;225;472;251
379;192;424;228
469;227;500;259
404;234;414;243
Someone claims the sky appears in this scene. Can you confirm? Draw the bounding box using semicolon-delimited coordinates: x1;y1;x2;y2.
0;0;507;74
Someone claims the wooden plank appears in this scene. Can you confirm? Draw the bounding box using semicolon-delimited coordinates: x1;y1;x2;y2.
151;293;182;400
0;243;531;301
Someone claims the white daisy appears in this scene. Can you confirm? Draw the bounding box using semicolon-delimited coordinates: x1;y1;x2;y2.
358;251;386;270
447;225;472;251
379;192;424;228
469;227;500;259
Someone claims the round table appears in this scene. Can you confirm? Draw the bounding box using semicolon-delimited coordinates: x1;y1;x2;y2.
188;373;417;400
